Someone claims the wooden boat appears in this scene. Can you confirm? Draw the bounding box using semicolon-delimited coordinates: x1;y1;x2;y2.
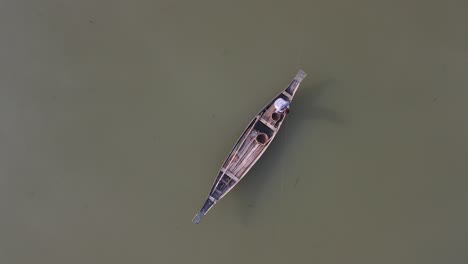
192;70;307;224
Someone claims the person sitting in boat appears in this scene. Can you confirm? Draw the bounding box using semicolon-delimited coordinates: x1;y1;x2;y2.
274;97;290;114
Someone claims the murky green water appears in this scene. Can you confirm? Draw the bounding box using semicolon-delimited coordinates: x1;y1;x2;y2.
1;0;468;263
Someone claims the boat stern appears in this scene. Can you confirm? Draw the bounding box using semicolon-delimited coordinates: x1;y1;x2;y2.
285;69;307;96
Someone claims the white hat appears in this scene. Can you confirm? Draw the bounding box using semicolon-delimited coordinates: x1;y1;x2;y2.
274;98;290;112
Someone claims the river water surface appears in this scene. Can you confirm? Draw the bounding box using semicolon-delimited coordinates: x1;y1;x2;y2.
1;0;467;263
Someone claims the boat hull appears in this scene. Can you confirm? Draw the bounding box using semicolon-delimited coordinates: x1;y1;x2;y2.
193;70;306;224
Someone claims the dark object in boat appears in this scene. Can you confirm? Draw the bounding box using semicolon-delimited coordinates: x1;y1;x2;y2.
192;70;307;224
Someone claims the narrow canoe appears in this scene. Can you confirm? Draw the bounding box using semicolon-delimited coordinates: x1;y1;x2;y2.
192;70;307;224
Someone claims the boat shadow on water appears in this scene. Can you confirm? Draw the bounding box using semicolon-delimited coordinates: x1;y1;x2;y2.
232;79;344;226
